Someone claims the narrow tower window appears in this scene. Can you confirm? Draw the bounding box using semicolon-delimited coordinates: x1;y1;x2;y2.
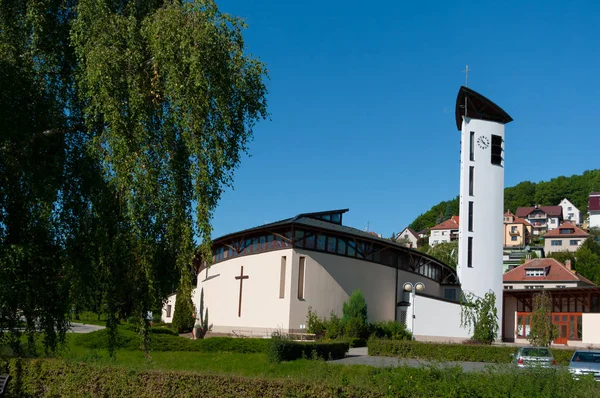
279;256;286;299
298;257;305;300
469;132;475;161
467;237;473;268
491;135;503;166
468;201;474;232
469;166;474;196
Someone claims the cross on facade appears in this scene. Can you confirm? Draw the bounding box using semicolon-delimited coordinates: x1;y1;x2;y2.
235;266;249;317
463;64;471;87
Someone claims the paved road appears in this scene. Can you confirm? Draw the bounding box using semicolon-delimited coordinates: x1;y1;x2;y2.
328;347;507;372
68;323;105;333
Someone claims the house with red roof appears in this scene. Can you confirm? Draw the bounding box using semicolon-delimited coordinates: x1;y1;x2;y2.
544;221;588;254
396;227;420;248
503;258;594;290
515;205;563;236
589;192;600;229
428;216;459;246
503;210;532;248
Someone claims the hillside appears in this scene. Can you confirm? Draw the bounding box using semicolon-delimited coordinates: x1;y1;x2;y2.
409;169;600;232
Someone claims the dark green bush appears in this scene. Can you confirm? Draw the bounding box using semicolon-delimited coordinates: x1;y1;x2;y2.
171;290;195;333
368;338;576;366
335;337;367;348
267;340;349;363
370;320;412;340
324;312;343;340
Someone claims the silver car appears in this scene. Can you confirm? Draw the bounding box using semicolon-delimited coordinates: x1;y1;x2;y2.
511;346;556;368
569;350;600;381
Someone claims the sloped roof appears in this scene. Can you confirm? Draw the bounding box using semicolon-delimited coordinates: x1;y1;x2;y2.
512;217;532;226
503;258;595;285
430;216;460;231
515;206;563;218
544;221;589;238
455;86;513;130
398;227;420;240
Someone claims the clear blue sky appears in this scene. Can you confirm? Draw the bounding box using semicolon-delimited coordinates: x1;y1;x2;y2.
208;0;600;240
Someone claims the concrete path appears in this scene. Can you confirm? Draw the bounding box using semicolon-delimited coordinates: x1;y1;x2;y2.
329;347;506;373
68;323;105;333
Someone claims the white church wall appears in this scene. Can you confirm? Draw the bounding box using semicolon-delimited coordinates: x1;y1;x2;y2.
198;248;295;335
582;313;600;346
411;295;470;341
161;293;177;324
288;249;397;331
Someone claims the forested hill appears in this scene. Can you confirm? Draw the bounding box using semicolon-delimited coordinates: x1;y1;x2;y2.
408;169;600;232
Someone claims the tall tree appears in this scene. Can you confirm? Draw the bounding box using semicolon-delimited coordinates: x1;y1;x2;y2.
0;0;268;354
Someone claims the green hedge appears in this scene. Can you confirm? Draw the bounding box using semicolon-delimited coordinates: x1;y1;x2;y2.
2;357;598;397
267;340;349;363
368;339;575;366
74;329;270;353
335;337;367;348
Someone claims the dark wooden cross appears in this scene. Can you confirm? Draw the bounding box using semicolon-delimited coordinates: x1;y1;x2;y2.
235;266;249;317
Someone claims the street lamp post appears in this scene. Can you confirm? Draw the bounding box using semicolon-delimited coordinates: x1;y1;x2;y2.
403;281;425;340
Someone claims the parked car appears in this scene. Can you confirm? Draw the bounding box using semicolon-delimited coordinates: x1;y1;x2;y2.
510;346;556;368
568;350;600;381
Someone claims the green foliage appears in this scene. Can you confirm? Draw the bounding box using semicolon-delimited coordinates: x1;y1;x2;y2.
334;337;367;347
409;170;600;230
528;291;559;347
172;291;195;334
370;321;412;340
367;338;575;366
548;238;600;285
460;291;499;345
267;340;348;363
548;251;577;264
306;307;326;338
194;288;212;339
324;312;343;340
424;241;458;269
341;290;369;338
0;0;268;356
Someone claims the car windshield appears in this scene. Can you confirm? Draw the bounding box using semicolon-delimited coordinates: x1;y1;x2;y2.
521;348;550;357
572;352;600;363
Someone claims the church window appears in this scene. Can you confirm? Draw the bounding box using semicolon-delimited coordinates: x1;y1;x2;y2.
305;234;315;249
267;235;274;248
280;256;286;299
245;239;252;254
468;201;473;232
469;131;475;161
166;305;172;318
347;241;356;257
467;237;473;268
337;238;346;255
316;235;327;251
298;257;305;300
327;236;337;253
491;135;503;166
469;166;474;196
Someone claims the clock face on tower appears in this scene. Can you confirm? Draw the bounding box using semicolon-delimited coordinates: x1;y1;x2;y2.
477;136;490;149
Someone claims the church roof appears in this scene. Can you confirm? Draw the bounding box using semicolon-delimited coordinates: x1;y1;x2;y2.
455;86;513;130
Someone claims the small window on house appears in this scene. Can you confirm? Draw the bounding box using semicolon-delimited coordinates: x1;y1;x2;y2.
469;131;475;161
491;135;503;166
525;268;545;277
467;237;473;268
166;305;172;318
298;257;305;300
469;166;474;196
551;240;563;246
511;236;518;241
504;285;513;290
568;207;572;211
570;240;580;246
279;256;286;299
468;201;474;232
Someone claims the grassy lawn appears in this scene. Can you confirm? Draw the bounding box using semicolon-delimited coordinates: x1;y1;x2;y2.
70;311;108;326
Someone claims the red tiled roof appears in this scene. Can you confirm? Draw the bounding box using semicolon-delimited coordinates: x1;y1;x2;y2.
398;228;419;240
590;193;600;212
504;210;514;216
503;258;595;285
514;217;532;226
543;221;588;238
515;206;562;218
430;216;459;230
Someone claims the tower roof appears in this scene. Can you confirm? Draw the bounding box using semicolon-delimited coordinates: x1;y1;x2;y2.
455;86;513;130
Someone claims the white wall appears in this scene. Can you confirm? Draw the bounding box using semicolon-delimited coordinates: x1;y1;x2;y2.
457;117;505;339
429;230;451;246
398;228;419;248
582;313;600;345
590;212;600;229
161;294;177;324
560;199;581;225
410;295;470;341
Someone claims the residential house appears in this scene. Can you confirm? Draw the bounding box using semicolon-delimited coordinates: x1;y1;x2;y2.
544;222;588;255
428;216;459;246
396;227;420;248
515;205;563;236
503;210;532;248
559;198;581;225
589;192;600;229
503;258;594;290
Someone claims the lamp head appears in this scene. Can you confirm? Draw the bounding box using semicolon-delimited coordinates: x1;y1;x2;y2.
415;282;425;292
403;282;412;292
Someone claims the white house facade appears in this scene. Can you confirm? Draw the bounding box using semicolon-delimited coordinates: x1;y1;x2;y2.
456;86;512;340
396;227;419;248
589;192;600;229
428;216;459;247
559;198;581;225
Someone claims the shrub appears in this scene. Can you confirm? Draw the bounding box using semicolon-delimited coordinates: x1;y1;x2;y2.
342;290;368;324
343;317;369;339
172;290;195;334
368;338;576;366
306;307;326;338
324;311;343;340
370;320;412;340
267;340;349;363
335;337;367;348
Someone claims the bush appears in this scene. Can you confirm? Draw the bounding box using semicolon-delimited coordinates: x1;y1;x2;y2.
370;321;412;340
171;290;195;334
267;340;349;363
368;338;576;366
335;337;367;348
343;317;369;339
306;307;326;338
324;312;343;340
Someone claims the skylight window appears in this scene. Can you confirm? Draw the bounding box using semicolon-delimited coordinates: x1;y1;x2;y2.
525;268;545;277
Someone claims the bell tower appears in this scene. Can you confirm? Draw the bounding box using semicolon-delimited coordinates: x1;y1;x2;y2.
455;86;513;339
